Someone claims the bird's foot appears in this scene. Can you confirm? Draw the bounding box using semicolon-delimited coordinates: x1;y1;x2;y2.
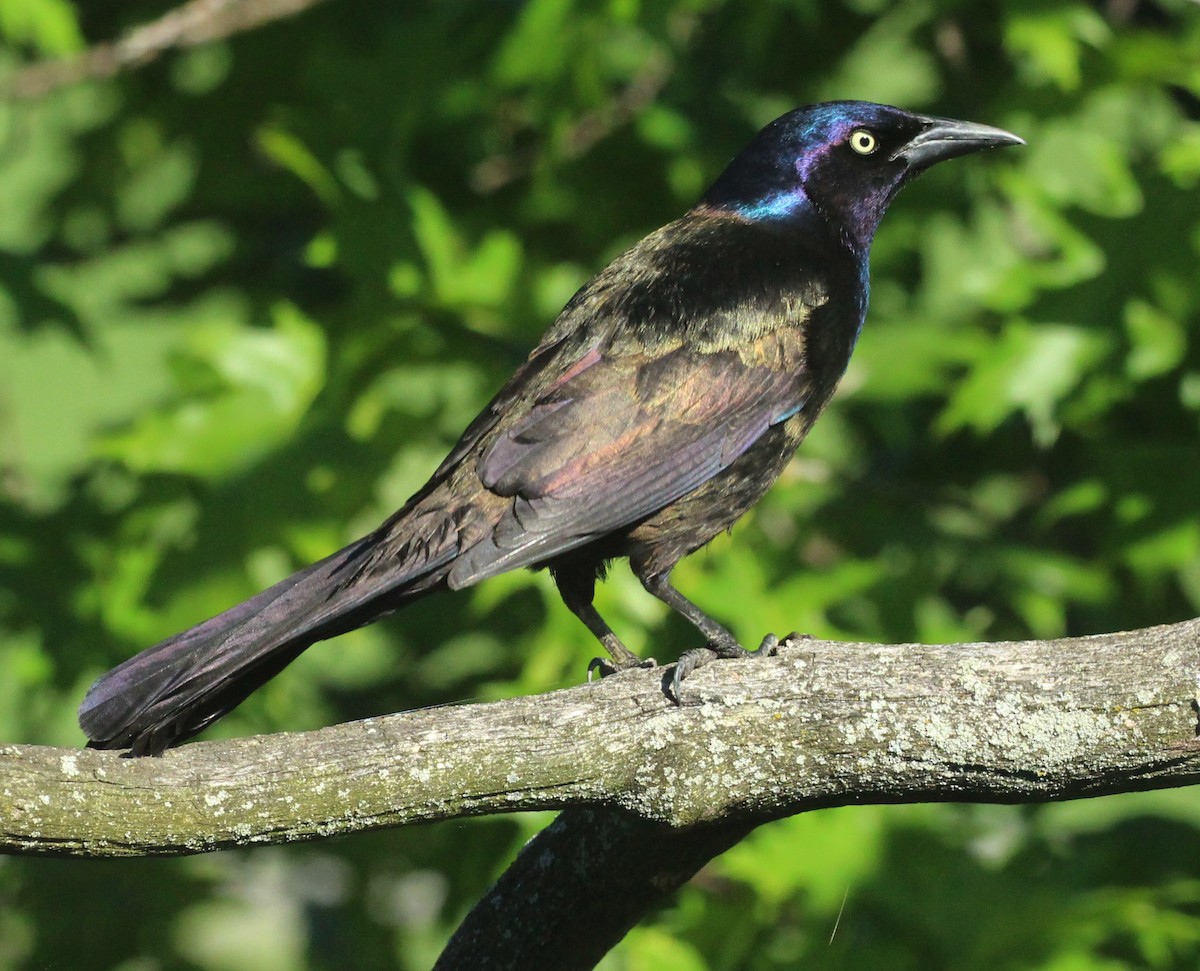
669;631;805;703
587;653;658;681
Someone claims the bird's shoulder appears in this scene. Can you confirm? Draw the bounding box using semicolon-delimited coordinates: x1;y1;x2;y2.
544;209;853;355
430;209;855;484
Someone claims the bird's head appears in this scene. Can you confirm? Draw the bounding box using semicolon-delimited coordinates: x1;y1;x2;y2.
700;101;1023;252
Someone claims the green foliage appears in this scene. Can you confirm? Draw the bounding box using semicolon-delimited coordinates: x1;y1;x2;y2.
2;0;1199;968
0;0;80;57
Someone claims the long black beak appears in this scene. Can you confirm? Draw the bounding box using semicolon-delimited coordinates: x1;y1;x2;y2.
891;115;1025;169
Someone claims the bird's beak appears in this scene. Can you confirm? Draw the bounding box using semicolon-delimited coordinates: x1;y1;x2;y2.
891;115;1025;169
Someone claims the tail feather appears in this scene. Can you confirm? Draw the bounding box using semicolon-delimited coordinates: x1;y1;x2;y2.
80;501;470;754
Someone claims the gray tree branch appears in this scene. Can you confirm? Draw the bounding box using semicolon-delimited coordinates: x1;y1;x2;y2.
4;620;1198;967
434;618;1200;968
4;619;1198;860
8;0;332;99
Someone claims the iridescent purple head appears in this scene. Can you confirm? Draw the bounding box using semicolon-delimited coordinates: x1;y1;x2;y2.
700;101;1022;252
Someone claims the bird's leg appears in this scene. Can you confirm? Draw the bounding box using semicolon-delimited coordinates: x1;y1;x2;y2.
638;571;743;653
552;563;653;677
638;570;782;702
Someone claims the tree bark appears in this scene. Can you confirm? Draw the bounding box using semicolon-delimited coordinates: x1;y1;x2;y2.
3;621;1198;965
434;807;758;971
431;618;1200;967
5;619;1198;859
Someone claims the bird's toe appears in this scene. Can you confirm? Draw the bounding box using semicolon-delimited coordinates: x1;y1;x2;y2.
587;654;657;681
670;633;786;704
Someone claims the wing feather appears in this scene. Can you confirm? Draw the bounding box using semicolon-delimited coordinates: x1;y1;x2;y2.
447;341;806;587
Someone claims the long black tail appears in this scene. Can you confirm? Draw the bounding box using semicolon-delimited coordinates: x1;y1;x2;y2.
79;503;466;754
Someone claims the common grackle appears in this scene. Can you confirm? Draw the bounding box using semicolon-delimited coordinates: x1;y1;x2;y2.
80;101;1023;754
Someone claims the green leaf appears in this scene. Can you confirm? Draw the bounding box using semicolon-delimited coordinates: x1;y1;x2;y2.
492;0;577;85
1005;5;1111;91
1124;298;1187;380
815;3;941;105
97;303;327;478
1022;121;1142;217
255;125;340;205
720;807;887;911
0;0;82;55
938;320;1105;445
407;186;523;314
0;314;183;506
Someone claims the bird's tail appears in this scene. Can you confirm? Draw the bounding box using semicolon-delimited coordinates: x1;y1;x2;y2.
79;498;471;755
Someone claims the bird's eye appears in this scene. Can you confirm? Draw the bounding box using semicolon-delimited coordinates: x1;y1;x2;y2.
849;129;878;155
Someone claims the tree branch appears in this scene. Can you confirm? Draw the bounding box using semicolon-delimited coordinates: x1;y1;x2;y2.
5;619;1198;860
433;618;1200;968
433;806;760;970
4;620;1198;967
469;11;699;193
7;0;333;99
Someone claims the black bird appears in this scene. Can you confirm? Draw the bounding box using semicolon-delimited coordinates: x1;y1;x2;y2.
80;101;1022;754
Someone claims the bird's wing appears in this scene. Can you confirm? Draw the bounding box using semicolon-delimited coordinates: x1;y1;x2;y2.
429;333;573;481
446;332;808;587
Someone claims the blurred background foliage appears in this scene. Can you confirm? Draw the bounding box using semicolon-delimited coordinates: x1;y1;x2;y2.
1;0;1199;967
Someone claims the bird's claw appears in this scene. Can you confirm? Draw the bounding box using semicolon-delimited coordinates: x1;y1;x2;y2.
587;655;657;681
669;647;717;702
669;631;800;703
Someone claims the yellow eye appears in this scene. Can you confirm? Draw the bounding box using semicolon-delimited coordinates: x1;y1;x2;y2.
849;129;878;155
